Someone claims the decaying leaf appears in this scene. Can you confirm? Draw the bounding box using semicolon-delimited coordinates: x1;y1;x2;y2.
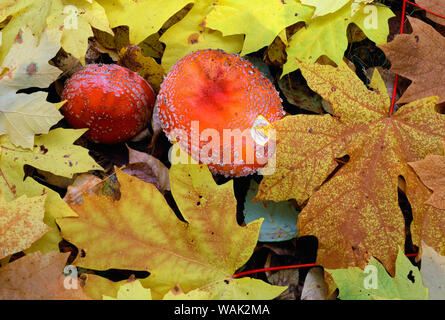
63;173;103;205
420;241;445;300
255;60;445;290
118;45;165;93
0;194;48;259
126;146;170;192
57;164;284;299
301;267;329;300
0;251;90;300
379;17;445;104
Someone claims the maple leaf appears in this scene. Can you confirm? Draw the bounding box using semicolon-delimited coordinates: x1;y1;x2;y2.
0;194;48;259
164;278;286;300
255;60;445;285
103;280;152;300
57;164;284;299
204;0;313;56
420;241;445;300
301;0;374;17
283;1;394;76
0;0;112;63
160;0;243;71
408;141;445;210
327;248;428;300
0;128;103;253
82;273;125;300
379;17;445;104
0;27;63;149
416;0;445;26
96;0;192;45
0;251;89;299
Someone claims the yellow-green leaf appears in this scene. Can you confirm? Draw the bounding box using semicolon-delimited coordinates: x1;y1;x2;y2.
283;2;394;76
160;0;243;71
205;0;313;55
327;248;428;300
97;0;193;45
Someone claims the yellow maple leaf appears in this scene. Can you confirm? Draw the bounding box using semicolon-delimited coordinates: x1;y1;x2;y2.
301;0;374;17
97;0;192;45
256;60;445;291
283;1;394;76
56;164;282;299
160;0;244;71
0;194;48;259
205;0;313;56
103;280;152;300
164;278;286;300
0;26;63;149
0;128;103;254
0;0;112;64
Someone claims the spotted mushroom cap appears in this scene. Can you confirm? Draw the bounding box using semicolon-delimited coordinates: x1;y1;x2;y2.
155;49;285;177
62;64;155;144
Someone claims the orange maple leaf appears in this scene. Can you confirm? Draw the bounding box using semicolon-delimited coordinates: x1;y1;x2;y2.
255;60;445;287
0;252;89;299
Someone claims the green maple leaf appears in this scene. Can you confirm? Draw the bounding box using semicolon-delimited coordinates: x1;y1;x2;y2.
327;248;428;300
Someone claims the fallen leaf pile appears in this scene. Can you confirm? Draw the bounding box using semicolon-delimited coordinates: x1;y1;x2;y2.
1;0;445;301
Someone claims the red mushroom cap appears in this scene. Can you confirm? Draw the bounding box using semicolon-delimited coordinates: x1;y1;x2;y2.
61;64;155;144
155;49;285;177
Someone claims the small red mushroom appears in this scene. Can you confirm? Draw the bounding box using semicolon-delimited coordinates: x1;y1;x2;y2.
155;49;285;177
61;64;155;144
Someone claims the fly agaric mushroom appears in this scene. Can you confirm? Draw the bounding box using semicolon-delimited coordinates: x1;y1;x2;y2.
155;49;285;177
61;64;155;144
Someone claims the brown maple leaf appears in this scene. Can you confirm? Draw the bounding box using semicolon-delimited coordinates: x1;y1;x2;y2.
0;252;90;299
379;17;445;104
417;0;445;26
408;141;445;209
